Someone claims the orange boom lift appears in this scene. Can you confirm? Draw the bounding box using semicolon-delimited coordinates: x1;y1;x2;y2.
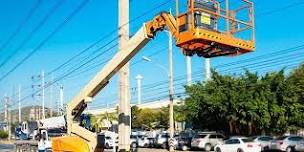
52;0;255;151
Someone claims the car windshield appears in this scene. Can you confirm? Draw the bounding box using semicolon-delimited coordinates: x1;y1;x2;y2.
194;134;207;138
241;138;253;143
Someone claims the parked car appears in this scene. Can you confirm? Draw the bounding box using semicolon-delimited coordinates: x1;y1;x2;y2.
104;135;118;149
191;132;225;151
137;136;154;148
251;135;273;150
154;132;178;149
177;130;196;151
103;131;118;149
155;132;170;149
269;135;304;152
214;137;261;152
130;134;141;148
295;139;304;152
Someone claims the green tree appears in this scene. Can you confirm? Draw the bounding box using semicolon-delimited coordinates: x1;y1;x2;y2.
184;66;304;135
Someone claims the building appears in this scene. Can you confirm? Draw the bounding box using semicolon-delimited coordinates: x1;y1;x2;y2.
87;99;183;115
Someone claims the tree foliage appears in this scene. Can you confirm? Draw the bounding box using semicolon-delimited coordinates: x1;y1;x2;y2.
185;65;304;135
0;130;8;139
131;105;185;129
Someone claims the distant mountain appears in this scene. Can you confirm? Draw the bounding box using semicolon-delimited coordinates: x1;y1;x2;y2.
0;105;58;124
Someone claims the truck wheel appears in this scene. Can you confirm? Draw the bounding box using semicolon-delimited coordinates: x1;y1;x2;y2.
205;143;212;152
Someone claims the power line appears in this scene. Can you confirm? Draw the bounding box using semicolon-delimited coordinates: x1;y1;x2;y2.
93;51;304;108
0;0;90;82
66;44;167;80
256;1;304;17
46;0;174;77
4;0;304;110
0;0;42;54
0;0;64;69
1;0;174;106
46;35;117;76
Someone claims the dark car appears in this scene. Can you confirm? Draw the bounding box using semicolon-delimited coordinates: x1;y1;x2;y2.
177;130;196;151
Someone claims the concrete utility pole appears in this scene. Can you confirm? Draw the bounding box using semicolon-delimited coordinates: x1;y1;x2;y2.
4;96;8;126
41;70;45;119
135;75;143;105
18;85;21;123
168;31;175;152
8;99;11;141
205;58;211;81
5;96;11;140
141;31;174;151
118;0;131;151
49;75;53;117
60;85;64;116
186;56;192;85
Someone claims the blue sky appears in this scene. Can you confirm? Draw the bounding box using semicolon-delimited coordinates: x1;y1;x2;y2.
0;0;304;111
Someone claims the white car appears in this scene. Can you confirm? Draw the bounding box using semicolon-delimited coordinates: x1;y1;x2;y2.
214;137;261;152
105;135;118;149
251;135;273;150
191;132;225;151
269;135;304;152
103;131;118;149
295;139;304;152
138;136;154;148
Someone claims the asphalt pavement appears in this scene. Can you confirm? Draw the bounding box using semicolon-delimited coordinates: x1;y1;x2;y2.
104;148;205;152
0;144;14;152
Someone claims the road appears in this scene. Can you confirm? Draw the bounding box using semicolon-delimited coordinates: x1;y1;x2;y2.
0;144;14;152
1;144;206;152
104;148;205;152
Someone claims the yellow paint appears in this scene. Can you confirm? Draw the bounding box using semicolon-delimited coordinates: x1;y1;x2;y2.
52;136;90;152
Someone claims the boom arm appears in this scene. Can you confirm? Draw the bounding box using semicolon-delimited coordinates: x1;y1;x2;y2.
53;3;256;149
52;12;178;152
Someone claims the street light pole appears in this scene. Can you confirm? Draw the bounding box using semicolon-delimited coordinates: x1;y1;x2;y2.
186;56;192;85
205;58;211;81
135;75;143;105
142;30;175;152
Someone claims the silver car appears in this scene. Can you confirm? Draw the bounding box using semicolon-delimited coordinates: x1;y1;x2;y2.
269;135;304;152
191;132;225;151
295;139;304;152
251;136;273;150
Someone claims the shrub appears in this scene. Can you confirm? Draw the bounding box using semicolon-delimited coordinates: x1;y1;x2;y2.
0;130;8;139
